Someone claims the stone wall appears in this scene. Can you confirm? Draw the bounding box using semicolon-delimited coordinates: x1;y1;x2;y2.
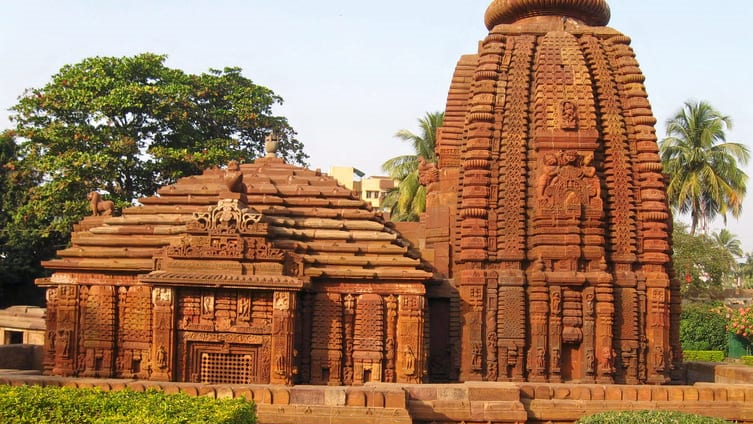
0;345;44;370
1;371;751;424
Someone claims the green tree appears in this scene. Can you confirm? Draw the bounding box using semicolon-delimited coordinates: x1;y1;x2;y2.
660;100;749;235
680;302;728;352
5;53;307;304
381;111;444;221
672;222;733;297
739;253;753;289
0;131;48;306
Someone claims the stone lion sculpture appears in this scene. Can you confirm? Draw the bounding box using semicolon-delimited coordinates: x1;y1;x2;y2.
87;191;115;216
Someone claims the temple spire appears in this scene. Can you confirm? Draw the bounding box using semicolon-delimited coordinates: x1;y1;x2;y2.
484;0;611;29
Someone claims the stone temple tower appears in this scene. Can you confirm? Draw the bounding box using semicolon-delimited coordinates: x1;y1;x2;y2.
421;0;680;384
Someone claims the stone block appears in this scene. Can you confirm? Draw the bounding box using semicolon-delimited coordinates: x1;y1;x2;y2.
667;387;684;401
233;387;253;401
402;385;437;401
698;387;715;401
652;387;668;401
346;390;366;407
436;385;467;401
180;385;198;396
590;385;605;400
383;390;407;408
727;387;746;402
637;386;652;401
216;386;234;399
553;386;572;399
254;388;272;404
605;386;622;400
198;386;216;398
324;388;346;406
367;390;385;407
162;385;180;395
126;382;145;392
466;382;520;402
683;387;699;401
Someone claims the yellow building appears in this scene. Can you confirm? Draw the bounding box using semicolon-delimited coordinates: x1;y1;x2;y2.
329;166;394;209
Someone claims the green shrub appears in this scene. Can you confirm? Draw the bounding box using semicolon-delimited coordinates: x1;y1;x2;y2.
0;385;256;424
742;355;753;366
577;410;733;423
682;350;725;362
681;303;728;352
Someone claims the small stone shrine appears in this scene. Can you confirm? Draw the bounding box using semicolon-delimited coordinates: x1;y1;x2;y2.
39;0;680;385
39;147;431;385
418;0;679;384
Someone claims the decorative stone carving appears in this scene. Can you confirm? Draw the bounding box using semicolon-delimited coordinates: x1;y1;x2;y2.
426;0;677;384
87;191;114;216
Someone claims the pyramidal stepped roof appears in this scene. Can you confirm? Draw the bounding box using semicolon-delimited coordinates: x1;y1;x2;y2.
46;156;431;281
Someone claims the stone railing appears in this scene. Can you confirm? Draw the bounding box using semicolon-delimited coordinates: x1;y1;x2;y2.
1;371;752;424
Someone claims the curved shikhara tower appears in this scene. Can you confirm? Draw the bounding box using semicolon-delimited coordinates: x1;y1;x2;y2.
422;0;679;384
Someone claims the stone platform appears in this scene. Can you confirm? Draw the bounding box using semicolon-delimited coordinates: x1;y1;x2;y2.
1;370;751;423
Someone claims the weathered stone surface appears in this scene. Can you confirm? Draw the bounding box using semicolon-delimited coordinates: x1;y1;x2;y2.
421;0;678;384
39;158;431;385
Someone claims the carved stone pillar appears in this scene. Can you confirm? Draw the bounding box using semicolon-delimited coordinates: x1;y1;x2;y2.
270;291;296;385
397;294;424;383
43;288;58;375
595;269;615;384
310;292;343;385
459;269;485;381
581;287;596;382
53;285;78;376
384;295;398;382
150;287;175;381
299;292;313;383
527;260;548;382
81;285;116;377
497;267;526;382
485;273;498;381
646;280;670;384
548;286;562;382
342;294;355;385
353;294;384;384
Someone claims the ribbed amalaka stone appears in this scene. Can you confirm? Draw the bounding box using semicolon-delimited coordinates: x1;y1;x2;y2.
422;0;678;384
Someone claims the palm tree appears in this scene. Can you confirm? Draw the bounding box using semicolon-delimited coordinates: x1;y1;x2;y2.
381;111;444;221
660;100;749;235
739;253;753;288
711;228;743;286
712;228;744;258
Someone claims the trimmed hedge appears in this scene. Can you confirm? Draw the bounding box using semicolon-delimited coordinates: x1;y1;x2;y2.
683;350;725;362
742;355;753;366
0;385;256;424
577;410;733;423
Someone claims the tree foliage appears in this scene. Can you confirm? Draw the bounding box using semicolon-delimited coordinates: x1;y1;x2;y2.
680;302;728;352
660;100;749;235
3;53;307;304
381;111;443;221
672;222;736;297
0;130;49;306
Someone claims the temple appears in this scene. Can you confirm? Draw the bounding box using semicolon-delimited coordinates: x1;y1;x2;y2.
38;0;680;385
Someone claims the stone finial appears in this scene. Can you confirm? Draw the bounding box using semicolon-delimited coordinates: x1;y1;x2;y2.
265;133;279;158
484;0;611;29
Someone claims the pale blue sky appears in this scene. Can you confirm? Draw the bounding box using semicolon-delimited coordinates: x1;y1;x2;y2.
1;1;752;249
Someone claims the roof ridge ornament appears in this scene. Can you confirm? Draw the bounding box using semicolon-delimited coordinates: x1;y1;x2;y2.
484;0;611;29
265;132;280;158
188;199;263;235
